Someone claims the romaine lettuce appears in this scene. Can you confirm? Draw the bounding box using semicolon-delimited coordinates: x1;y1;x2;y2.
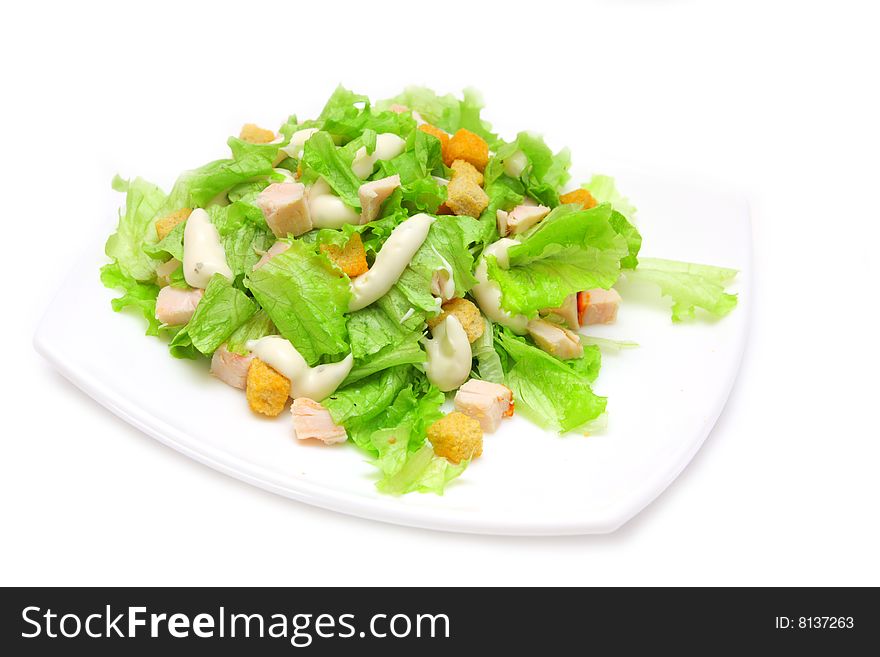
170;274;257;356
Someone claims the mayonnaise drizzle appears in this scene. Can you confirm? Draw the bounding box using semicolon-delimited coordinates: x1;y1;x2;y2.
247;336;353;401
308;178;360;228
351;133;406;178
424;315;472;392
182;208;232;289
348;213;435;311
471;238;528;334
280;127;318;160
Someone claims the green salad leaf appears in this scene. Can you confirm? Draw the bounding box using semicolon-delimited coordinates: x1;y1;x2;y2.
624;257;738;322
170;274;257;356
105;176;167;281
584;175;637;221
100;262;162;336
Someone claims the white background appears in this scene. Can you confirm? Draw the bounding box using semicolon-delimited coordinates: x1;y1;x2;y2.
3;0;878;586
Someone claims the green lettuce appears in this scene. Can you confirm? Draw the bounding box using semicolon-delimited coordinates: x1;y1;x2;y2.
143;220;185;262
487;204;628;316
583;175;637;221
246;239;351;365
625;258;738;322
496;328;606;432
301;131;363;208
343;332;425;386
170;274;257;356
105;175;167;281
485;132;571;207
210;201;274;277
375;443;467;496
609;209;642;270
164;153;276;210
472;318;504;383
226;310;276;355
100;262;162;336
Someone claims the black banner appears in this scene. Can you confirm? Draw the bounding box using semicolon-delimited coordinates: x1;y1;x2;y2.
1;587;876;654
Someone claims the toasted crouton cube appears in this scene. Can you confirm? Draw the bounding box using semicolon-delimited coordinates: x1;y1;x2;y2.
559;188;598;209
239;123;276;144
419;123;450;160
246;358;291;417
454;379;514;433
445;129;489;171
450;159;484;186
427;297;484;343
320;232;369;278
446;177;489;218
427;412;483;464
155;208;191;240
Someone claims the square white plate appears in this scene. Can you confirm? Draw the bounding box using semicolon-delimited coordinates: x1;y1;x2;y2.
34;170;750;535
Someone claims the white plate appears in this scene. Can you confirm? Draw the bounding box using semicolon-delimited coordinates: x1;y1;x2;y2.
34;171;750;535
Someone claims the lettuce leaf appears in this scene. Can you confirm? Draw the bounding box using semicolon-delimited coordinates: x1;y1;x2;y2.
143;219;185;262
609;210;642;270
246;239;351;365
487;204;628;316
496;328;606;432
583;175;637;222
99;262;162;336
323;365;413;432
209;201;274;277
472;318;504;383
347;286;427;360
164;153;276;211
170;274;257;356
301;130;363;208
226;310;276;355
625;257;739;322
375;443;467;496
105;175;167;281
485;132;571;207
343;332;425;386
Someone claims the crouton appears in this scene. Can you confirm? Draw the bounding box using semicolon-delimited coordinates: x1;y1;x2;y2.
320;232;369;278
155;286;203;326
445;129;489;171
419;123;450;161
450;159;484;186
559;188;598;210
291;398;348;444
445;176;489;218
246;358;291;417
211;345;253;390
426;297;484;343
427;412;483;464
436;203;455;215
155;208;191;240
526;318;584;360
239;123;276;145
454;379;514;433
256;182;312;238
580;288;621;325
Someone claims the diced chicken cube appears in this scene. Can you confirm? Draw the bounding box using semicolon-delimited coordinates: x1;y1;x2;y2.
291;398;348;445
155;257;180;287
253;240;291;271
155;286;203;326
541;293;579;330
499;203;551;236
256;182;312;238
526;318;584;360
454;379;514;433
389;103;410;114
581;288;621;325
359;174;401;224
210;345;253;390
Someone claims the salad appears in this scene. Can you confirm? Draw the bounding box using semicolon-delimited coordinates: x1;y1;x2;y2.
101;86;738;495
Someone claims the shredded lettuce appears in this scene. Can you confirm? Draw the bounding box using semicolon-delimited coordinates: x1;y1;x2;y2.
170;274;257;357
105;176;167;281
100;262;162;336
246;239;351;365
487;204;628;316
496;328;606;432
624;257;738;322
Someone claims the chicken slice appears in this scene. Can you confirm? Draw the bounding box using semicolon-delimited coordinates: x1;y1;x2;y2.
155;286;203;326
210;345;253;390
526;318;584;360
256;182;312;238
291;398;348;445
454;379;514;433
359;174;401;224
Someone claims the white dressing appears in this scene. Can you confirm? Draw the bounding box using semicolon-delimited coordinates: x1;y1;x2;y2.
348;213;435;311
424;315;472;392
308;177;360;228
430;246;455;301
503;150;528;178
182;208;232;288
471;238;529;334
351;133;406;178
273;168;296;182
280;127;318;159
247;336;353;401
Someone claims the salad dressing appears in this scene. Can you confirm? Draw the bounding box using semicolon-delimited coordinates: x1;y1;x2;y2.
280;127;319;160
348;213;435;311
503;150;528;178
182;208;232;288
471;238;529;334
351;133;406;178
308;178;360;228
247;335;353;401
424;315;472;392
